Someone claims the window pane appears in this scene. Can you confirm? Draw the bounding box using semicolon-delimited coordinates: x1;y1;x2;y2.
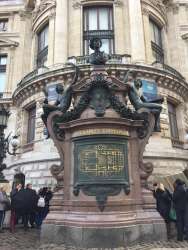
0;20;7;31
27;106;36;143
101;39;110;53
99;8;108;30
0;72;6;92
88;8;97;30
0;56;7;65
168;102;179;139
44;26;48;47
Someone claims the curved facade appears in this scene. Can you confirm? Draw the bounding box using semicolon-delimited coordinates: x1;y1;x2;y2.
0;0;188;190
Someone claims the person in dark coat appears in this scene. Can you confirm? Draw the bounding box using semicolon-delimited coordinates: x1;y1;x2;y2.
11;183;38;230
25;184;38;228
10;183;22;232
173;179;187;241
153;183;172;239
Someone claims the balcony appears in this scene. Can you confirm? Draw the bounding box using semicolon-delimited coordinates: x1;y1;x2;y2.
13;54;188;106
68;54;131;65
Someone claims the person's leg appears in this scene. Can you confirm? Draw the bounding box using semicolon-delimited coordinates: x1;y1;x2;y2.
29;212;36;227
23;213;29;230
0;211;4;232
10;210;16;232
2;211;5;229
176;211;184;241
166;221;172;240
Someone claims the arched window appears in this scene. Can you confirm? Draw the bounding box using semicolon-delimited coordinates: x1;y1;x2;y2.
0;54;7;98
27;105;36;143
168;101;179;140
150;18;164;63
83;6;114;55
37;24;49;67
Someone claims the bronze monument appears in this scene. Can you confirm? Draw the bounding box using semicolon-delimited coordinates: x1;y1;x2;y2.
41;38;166;248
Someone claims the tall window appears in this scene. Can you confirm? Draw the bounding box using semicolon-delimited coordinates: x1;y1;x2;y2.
27;106;36;143
150;19;164;63
83;6;114;55
37;24;48;67
168;102;179;140
0;55;7;98
0;20;8;32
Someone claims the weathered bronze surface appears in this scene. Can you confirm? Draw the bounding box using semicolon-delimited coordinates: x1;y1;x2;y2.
73;137;129;211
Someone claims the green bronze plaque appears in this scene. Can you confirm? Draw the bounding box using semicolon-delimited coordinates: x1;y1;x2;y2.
74;137;129;185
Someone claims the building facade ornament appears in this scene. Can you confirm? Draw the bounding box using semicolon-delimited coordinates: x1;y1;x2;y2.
32;0;56;21
114;0;123;7
72;0;81;9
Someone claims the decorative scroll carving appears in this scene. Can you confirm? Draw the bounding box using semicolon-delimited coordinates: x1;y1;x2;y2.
137;109;155;188
50;163;64;191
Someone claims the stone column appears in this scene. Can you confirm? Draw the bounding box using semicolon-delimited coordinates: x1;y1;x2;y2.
128;0;146;63
54;0;68;64
5;47;15;98
142;8;153;64
69;2;82;56
114;2;126;54
47;9;56;66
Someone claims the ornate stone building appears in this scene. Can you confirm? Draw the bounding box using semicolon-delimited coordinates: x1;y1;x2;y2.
0;0;188;190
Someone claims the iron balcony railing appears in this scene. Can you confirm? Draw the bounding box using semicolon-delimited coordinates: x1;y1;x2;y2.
152;61;185;80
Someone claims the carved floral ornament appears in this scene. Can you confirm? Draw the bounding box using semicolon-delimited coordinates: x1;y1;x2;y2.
72;0;123;9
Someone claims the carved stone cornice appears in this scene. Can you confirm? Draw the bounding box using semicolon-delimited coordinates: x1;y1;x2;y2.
32;0;56;22
141;0;167;23
13;63;188;107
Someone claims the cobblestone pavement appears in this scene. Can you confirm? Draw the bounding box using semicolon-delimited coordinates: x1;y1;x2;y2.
1;228;188;250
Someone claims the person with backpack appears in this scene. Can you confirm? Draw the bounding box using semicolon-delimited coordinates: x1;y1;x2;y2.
35;187;53;229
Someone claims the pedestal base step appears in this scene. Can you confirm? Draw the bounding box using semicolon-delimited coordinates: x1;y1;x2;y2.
41;222;166;248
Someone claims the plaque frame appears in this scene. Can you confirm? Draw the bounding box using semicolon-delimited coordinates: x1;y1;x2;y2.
73;136;130;211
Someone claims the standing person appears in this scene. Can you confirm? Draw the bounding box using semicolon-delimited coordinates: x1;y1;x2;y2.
10;183;22;232
173;179;187;241
35;187;53;229
0;186;9;233
24;184;38;228
153;183;172;239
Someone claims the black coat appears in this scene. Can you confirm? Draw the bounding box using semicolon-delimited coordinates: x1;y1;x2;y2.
153;188;172;221
173;184;187;212
11;188;38;214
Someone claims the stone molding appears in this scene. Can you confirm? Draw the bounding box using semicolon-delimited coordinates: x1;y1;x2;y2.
0;38;19;48
32;0;56;23
72;0;119;9
141;0;167;23
12;64;188;107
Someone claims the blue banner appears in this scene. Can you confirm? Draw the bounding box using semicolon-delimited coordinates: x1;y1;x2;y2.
141;80;158;101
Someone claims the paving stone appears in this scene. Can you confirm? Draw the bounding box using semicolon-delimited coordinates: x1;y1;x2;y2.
1;229;188;250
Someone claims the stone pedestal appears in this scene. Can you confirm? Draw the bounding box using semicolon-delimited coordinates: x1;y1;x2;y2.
41;67;166;248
